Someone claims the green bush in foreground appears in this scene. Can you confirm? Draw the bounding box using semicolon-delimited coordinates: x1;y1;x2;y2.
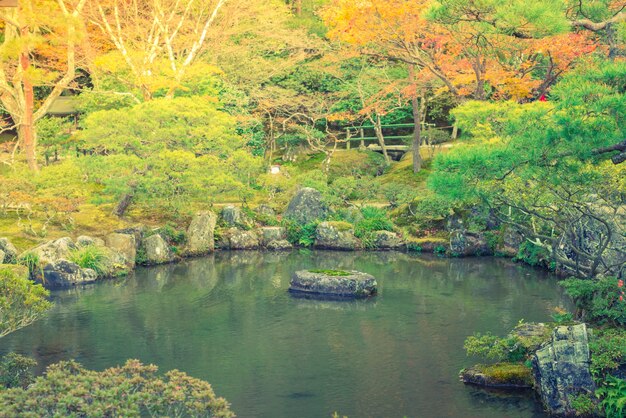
0;353;36;389
0;359;234;418
0;265;51;338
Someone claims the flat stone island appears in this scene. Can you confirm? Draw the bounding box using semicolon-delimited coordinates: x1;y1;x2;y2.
289;269;377;298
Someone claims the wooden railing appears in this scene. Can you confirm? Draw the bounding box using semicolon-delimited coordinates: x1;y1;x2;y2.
342;122;452;150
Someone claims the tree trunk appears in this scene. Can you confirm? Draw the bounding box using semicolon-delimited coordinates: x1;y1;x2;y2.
606;23;619;61
20;47;38;172
293;0;302;15
372;113;390;164
114;192;134;217
408;64;422;173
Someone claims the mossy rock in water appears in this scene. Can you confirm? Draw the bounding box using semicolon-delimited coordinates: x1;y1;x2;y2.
308;269;351;276
289;270;377;299
460;363;533;389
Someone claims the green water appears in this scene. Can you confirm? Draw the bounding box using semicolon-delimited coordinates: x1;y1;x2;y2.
0;251;571;418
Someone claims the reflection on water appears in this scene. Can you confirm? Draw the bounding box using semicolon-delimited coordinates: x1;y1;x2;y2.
0;251;570;418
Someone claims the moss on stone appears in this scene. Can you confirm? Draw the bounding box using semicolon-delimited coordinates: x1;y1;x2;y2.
308;269;351;277
325;221;354;232
479;363;533;386
408;236;448;244
461;362;533;388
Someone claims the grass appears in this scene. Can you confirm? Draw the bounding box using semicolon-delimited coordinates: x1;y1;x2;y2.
69;245;110;277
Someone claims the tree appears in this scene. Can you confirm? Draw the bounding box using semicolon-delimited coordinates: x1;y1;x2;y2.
429;60;626;278
323;0;452;172
0;265;51;339
78;97;263;216
0;0;87;171
90;0;228;100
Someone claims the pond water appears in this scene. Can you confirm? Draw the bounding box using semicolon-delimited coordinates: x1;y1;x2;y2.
1;251;572;418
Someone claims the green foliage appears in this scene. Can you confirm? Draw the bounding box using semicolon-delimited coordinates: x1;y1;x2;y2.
17;252;41;277
434;245;447;254
354;207;394;234
0;353;36;389
428;0;571;38
569;393;597;416
0;359;234;418
560;277;626;326
74;97;264;216
79;97;242;156
406;242;423;252
589;328;626;377
597;375;626;418
158;223;187;246
329;177;358;205
550;309;574;325
135;248;148;266
421;128;450;145
428;60;626;279
347;206;394;249
36;116;72;162
284;221;318;247
69;245;109;277
0;265;51;338
407;193;453;229
326;150;387;180
515;241;549;267
464;332;527;363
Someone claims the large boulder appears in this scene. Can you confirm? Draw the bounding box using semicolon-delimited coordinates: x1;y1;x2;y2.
0;238;18;264
140;234;173;265
185;211;217;256
28;237;76;265
266;239;293;251
41;259;98;288
314;222;359;251
221;205;252;228
284;187;328;224
114;226;146;249
260;227;293;251
533;324;596;416
255;204;276;217
76;235;105;248
259;227;286;245
373;231;404;250
449;231;493;257
105;233;137;269
219;228;260;250
289;269;377;298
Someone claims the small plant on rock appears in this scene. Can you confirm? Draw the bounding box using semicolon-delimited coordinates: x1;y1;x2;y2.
69;245;109;277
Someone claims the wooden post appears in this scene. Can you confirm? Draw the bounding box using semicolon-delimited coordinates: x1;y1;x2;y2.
346;128;351;150
359;128;365;149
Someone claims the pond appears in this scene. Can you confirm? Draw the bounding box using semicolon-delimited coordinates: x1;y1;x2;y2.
1;251;571;418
